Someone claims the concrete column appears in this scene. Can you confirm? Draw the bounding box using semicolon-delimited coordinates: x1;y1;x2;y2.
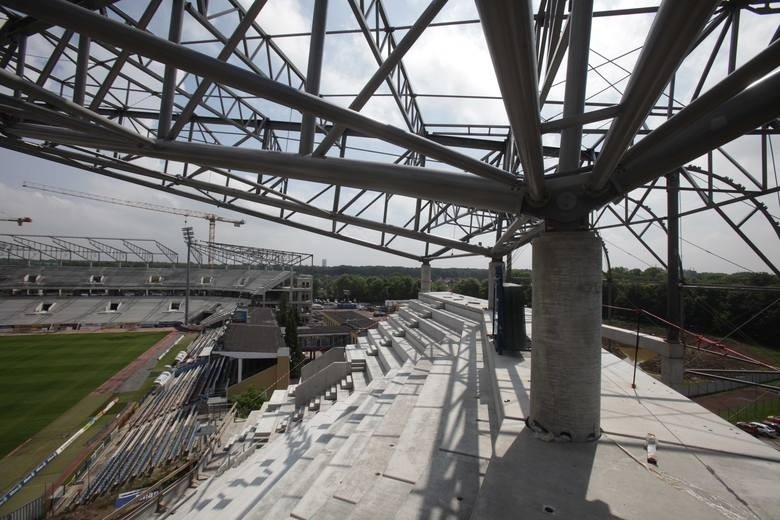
529;231;602;442
488;259;504;310
420;262;432;293
237;358;243;383
662;342;684;390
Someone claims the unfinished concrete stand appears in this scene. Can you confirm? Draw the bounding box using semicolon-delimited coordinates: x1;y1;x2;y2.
529;230;602;442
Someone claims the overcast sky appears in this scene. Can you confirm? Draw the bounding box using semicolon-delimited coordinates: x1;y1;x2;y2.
0;0;777;274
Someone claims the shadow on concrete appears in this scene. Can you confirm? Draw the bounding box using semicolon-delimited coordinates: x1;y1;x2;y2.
473;428;621;519
417;327;483;517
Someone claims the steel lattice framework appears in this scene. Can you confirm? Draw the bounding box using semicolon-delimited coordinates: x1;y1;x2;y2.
0;0;777;273
189;239;313;267
0;234;178;264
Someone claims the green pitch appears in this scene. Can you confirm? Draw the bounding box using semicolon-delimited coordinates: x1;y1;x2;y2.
0;331;167;459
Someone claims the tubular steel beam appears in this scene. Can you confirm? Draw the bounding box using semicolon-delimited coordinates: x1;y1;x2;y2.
73;33;90;105
623;38;780;168
313;0;447;157
0;68;153;145
6;0;519;187
346;0;427;135
134;0;267;140
88;0;162;110
158;0;183;139
0;134;495;257
538;18;569;106
587;0;718;193
476;0;546;202
299;0;327;155
514;71;780;222
558;0;592;172
5;125;522;213
616;71;780;194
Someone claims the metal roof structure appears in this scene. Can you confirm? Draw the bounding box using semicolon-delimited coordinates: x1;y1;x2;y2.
0;233;313;268
0;233;178;264
189;239;314;267
0;0;775;271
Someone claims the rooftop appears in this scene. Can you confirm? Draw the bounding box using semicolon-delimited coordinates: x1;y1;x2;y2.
219;323;284;354
320;309;376;330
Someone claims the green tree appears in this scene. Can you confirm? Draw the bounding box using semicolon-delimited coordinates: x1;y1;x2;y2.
453;277;481;297
234;387;266;418
387;275;409;299
285;306;304;379
366;276;388;303
334;274;368;301
431;279;448;291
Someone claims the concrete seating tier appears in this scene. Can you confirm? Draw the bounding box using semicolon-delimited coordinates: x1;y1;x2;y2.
166;294;492;519
0;296;243;327
0;265;289;293
64;292;780;519
369;325;403;372
399;305;454;343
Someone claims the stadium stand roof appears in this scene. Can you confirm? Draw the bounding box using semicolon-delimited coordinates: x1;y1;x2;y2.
0;234;312;269
0;234;177;264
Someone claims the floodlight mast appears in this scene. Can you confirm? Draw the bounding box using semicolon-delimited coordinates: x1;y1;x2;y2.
182;226;194;326
22;182;244;263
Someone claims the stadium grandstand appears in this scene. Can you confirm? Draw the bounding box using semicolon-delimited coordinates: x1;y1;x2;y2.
0;234;313;331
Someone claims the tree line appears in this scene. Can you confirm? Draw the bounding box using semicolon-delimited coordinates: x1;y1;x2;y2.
306;266;778;347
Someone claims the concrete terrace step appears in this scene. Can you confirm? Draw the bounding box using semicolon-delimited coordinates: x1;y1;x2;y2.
258;386;390;518
362;351;385;382
409;298;478;334
168;294;493;520
399;305;446;342
340;374;354;390
346;346;367;372
240;363;417;519
267;388;288;410
305;360;425;517
420;292;486;324
387;313;451;363
359;334;378;356
169;375;384;519
372;324;403;372
348;324;491;519
378;320;421;365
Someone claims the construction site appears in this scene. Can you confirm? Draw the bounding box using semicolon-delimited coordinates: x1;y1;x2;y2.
0;1;779;519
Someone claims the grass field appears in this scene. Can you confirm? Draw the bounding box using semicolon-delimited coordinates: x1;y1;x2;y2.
0;331;167;459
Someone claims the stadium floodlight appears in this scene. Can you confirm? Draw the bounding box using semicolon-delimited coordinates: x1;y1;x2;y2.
182;227;194;326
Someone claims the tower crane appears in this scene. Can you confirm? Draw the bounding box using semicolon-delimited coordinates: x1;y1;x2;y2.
1;217;31;226
22;182;244;263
